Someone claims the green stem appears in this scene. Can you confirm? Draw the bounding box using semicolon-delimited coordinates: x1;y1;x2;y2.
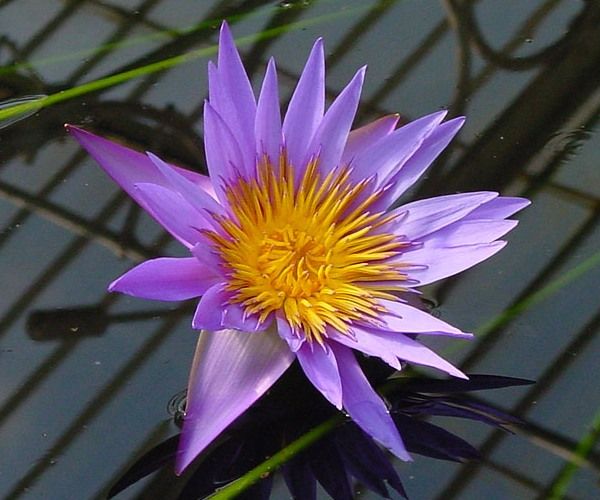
476;248;600;336
547;407;600;499
0;5;368;124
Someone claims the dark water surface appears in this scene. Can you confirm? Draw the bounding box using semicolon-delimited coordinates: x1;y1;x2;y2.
1;0;599;498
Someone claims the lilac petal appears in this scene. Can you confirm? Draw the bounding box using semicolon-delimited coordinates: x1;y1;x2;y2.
465;196;531;220
211;22;256;174
341;114;399;165
109;257;218;301
134;183;206;247
66;125;214;204
382;116;465;205
378;299;471;337
255;58;282;165
305;67;366;175
192;284;271;333
422;219;518;247
192;283;226;331
332;327;466;378
276;312;305;352
350;110;447;185
404;241;507;286
331;343;411;461
331;329;401;370
282;38;324;169
391;192;498;241
176;328;294;474
221;302;272;332
191;239;223;272
146;153;225;221
296;342;343;409
203;101;246;201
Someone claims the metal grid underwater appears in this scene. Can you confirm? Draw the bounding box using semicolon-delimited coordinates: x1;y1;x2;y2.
0;0;599;498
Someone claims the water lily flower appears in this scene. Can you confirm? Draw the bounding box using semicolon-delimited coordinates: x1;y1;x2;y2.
67;22;529;474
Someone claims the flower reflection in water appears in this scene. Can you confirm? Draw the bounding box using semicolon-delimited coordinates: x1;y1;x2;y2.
109;366;531;498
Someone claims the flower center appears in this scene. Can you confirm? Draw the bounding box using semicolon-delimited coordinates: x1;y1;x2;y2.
205;155;409;343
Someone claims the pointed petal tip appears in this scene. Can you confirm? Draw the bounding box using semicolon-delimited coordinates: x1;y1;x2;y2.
64;123;86;137
219;20;232;39
174;460;186;476
352;66;367;85
517;197;532;209
447;115;466;129
107;278;119;293
174;444;196;476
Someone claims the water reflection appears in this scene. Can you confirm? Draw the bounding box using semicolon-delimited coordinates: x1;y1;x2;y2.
1;0;599;498
108;365;530;499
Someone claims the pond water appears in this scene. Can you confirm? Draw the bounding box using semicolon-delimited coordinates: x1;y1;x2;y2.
1;0;599;498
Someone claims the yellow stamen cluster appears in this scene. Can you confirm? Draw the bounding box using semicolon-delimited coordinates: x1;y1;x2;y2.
205;155;409;344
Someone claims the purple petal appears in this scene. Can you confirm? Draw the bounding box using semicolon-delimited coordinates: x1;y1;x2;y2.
134;183;206;247
221;302;273;332
109;257;218;301
255;58;282;165
377;300;471;338
192;284;271;332
211;22;256;174
331;343;411;461
203;101;246;201
146;152;225;221
304;67;366;175
176;328;294;474
332;327;467;379
421;218;518;247
384;116;465;199
192;283;227;331
341;114;399;165
66;125;214;205
464;196;531;220
330;329;401;370
350;110;447;185
391;192;498;241
282;38;324;169
191;239;224;272
404;241;507;286
296;342;342;409
276;312;305;352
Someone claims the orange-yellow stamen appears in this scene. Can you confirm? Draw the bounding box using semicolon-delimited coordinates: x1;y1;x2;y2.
204;155;409;344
